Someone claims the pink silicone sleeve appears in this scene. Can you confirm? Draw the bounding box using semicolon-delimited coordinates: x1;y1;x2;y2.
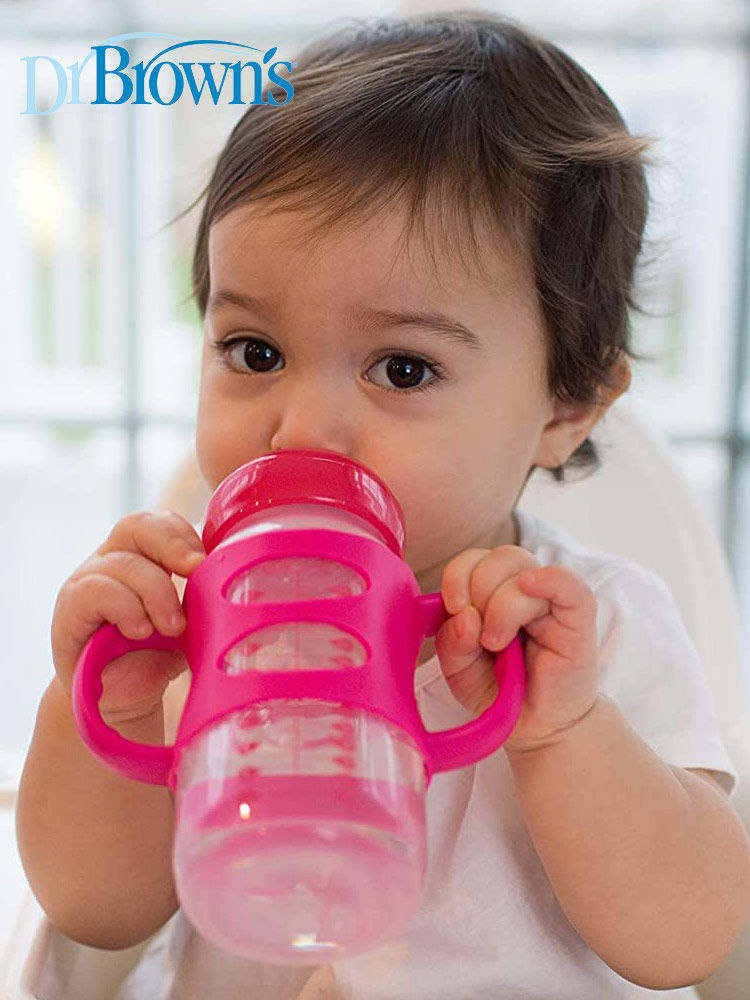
71;625;180;784
412;593;525;772
72;594;526;787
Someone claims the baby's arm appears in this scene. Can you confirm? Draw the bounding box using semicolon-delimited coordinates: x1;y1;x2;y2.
16;678;179;949
506;695;750;989
440;545;750;988
15;511;205;950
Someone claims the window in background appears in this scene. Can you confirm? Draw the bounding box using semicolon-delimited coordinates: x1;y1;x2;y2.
558;41;747;537
554;32;750;679
2;6;749;780
4;424;130;754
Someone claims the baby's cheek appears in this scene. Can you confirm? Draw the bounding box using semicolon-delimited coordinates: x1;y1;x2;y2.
195;420;242;492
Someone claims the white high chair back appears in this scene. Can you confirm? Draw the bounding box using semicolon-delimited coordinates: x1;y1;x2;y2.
4;400;749;1000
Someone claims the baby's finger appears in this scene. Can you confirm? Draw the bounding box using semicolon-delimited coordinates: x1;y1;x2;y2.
441;548;492;614
97;511;206;578
435;604;485;676
99;649;188;724
518;565;596;625
517;566;597;656
479;575;550;652
52;575;154;691
434;606;500;717
74;550;188;640
466;546;540;618
442;545;538;617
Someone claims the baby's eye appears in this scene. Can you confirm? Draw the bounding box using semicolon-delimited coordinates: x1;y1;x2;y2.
366;354;444;395
211;337;446;396
227;338;280;373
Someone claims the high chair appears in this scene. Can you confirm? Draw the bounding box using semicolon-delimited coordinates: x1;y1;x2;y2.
2;399;749;1000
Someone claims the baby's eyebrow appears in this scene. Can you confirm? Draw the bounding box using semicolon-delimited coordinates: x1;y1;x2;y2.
352;306;484;353
207;288;484;353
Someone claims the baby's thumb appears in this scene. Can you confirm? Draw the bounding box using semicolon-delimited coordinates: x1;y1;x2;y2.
434;604;485;679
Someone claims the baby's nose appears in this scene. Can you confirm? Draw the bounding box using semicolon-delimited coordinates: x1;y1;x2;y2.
269;415;350;457
269;385;353;456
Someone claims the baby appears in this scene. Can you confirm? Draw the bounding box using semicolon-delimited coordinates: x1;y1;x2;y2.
16;10;750;999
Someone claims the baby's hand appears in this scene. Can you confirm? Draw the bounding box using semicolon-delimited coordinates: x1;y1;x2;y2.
51;512;206;727
434;545;599;754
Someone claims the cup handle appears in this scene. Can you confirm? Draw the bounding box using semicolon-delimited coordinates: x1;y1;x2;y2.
71;623;181;786
413;592;526;773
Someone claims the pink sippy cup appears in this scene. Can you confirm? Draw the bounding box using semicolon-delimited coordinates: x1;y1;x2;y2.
72;449;525;966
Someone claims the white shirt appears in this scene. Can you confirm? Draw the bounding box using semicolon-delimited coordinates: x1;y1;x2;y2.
107;505;737;999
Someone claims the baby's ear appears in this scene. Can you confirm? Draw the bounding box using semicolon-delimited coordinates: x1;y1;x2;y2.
599;351;632;405
535;354;632;469
533;400;601;470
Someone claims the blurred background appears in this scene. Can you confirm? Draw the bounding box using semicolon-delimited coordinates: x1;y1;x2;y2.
1;0;749;783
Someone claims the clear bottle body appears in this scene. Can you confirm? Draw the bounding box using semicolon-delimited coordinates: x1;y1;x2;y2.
173;504;427;965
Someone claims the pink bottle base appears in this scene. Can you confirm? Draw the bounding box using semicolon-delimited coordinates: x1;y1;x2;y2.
174;774;426;965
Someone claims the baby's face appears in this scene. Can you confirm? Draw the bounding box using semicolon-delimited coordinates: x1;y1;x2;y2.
196;197;556;591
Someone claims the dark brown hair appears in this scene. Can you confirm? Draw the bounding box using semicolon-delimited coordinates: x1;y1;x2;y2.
176;8;662;483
